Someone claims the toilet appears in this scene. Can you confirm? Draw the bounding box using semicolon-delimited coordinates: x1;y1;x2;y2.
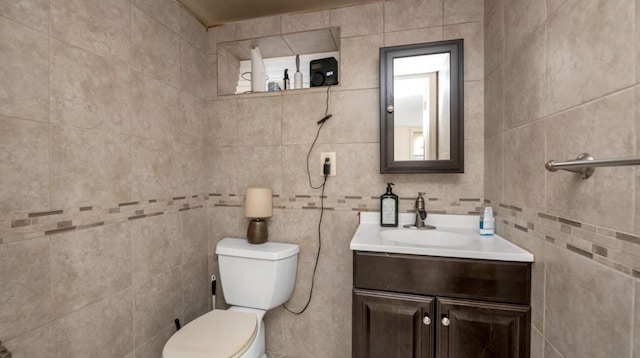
162;238;299;358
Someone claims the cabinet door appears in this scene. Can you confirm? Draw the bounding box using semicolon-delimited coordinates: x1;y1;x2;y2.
436;297;530;358
353;289;434;358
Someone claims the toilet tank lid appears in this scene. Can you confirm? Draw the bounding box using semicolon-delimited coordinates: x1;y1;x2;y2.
216;238;299;260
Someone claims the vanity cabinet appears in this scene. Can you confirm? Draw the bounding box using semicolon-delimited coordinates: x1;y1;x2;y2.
352;251;531;358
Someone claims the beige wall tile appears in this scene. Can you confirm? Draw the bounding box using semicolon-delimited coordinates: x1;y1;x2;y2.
635;281;639;356
545;244;633;358
637;87;640;234
441;139;484;199
530;325;543;358
327;210;360;264
236;146;283;195
132;7;181;87
0;17;49;122
444;21;484;82
483;134;503;202
637;0;640;84
132;73;180;142
381;174;445;199
207;145;238;195
384;0;443;32
546;89;635;232
0;237;52;340
264;307;284;353
182;255;211;323
4;323;52;358
330;89;378;143
237;96;282;146
50;39;131;135
282;309;332;357
51;222;131;317
281;143;331;196
205;54;219;100
503;26;546;130
207;24;236;54
132;137;181;200
327;143;383;197
133;267;183;345
278;208;331;264
0;116;49;214
503;120;545;211
207;206;242;254
0;0;49;33
52;289;133;358
179;143;206;194
484;0;503;76
208;98;238;146
180;6;207;51
181;40;208;98
502;226;545;329
444;0;483;25
179;92;207;145
132;213;182;284
503;0;545;58
546;0;567;16
50;125;131;208
51;0;130;65
464;80;484;140
546;0;635;114
282;92;331;145
236;16;281;40
484;64;503;137
133;0;181;33
383;26;443;47
544;340;564;358
182;208;208;263
135;324;175;358
339;34;383;89
330;3;383;37
281;11;330;34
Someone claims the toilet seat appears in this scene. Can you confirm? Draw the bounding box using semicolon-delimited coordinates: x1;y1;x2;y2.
162;309;258;358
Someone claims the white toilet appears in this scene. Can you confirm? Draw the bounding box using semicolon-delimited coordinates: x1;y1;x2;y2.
162;238;299;358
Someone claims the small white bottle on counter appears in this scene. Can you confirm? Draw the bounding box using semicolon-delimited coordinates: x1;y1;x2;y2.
479;207;495;236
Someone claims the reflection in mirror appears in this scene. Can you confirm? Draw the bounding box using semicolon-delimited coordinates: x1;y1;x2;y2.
380;39;464;173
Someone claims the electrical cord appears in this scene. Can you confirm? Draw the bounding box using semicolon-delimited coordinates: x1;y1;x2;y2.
284;85;332;315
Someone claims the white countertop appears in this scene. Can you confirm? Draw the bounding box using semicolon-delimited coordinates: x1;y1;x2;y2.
350;212;534;262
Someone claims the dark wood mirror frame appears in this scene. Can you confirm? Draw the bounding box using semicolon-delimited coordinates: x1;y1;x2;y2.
380;39;464;173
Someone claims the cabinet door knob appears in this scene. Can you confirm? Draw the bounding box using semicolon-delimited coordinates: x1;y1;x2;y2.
422;314;431;326
441;316;450;326
386;104;394;113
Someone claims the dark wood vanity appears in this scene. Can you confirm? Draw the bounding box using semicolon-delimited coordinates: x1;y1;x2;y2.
352;251;532;358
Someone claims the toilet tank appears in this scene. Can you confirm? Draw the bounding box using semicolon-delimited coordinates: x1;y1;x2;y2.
216;238;299;310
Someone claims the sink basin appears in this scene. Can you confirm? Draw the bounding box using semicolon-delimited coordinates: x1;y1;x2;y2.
379;229;475;247
350;212;534;262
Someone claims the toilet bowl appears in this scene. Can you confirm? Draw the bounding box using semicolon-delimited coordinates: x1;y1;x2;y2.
162;238;299;358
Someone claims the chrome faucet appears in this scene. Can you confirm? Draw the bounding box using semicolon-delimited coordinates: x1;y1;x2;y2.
414;192;427;228
403;193;435;230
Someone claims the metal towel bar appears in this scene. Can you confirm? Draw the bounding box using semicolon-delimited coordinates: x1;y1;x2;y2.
545;153;640;179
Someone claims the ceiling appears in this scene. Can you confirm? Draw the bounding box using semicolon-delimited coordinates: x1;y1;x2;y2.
178;0;377;28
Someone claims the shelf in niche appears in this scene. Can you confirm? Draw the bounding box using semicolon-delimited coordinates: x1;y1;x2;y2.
216;84;343;99
217;27;341;96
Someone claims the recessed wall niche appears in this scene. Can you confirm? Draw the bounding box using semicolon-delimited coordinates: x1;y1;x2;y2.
217;27;340;95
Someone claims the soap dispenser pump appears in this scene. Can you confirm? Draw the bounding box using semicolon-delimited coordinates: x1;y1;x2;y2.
380;183;399;227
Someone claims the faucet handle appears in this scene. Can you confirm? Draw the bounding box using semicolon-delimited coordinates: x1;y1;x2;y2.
418;192;425;197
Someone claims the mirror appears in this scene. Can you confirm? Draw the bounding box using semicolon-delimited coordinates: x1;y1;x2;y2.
380;39;464;173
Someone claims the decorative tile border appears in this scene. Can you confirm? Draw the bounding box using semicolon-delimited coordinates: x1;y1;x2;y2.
0;195;208;244
5;193;635;281
490;200;640;280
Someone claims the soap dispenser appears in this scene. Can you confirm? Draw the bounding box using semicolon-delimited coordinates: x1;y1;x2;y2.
380;183;399;227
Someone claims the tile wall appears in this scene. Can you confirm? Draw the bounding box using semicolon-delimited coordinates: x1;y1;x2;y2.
0;0;211;356
206;1;484;357
484;0;639;357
